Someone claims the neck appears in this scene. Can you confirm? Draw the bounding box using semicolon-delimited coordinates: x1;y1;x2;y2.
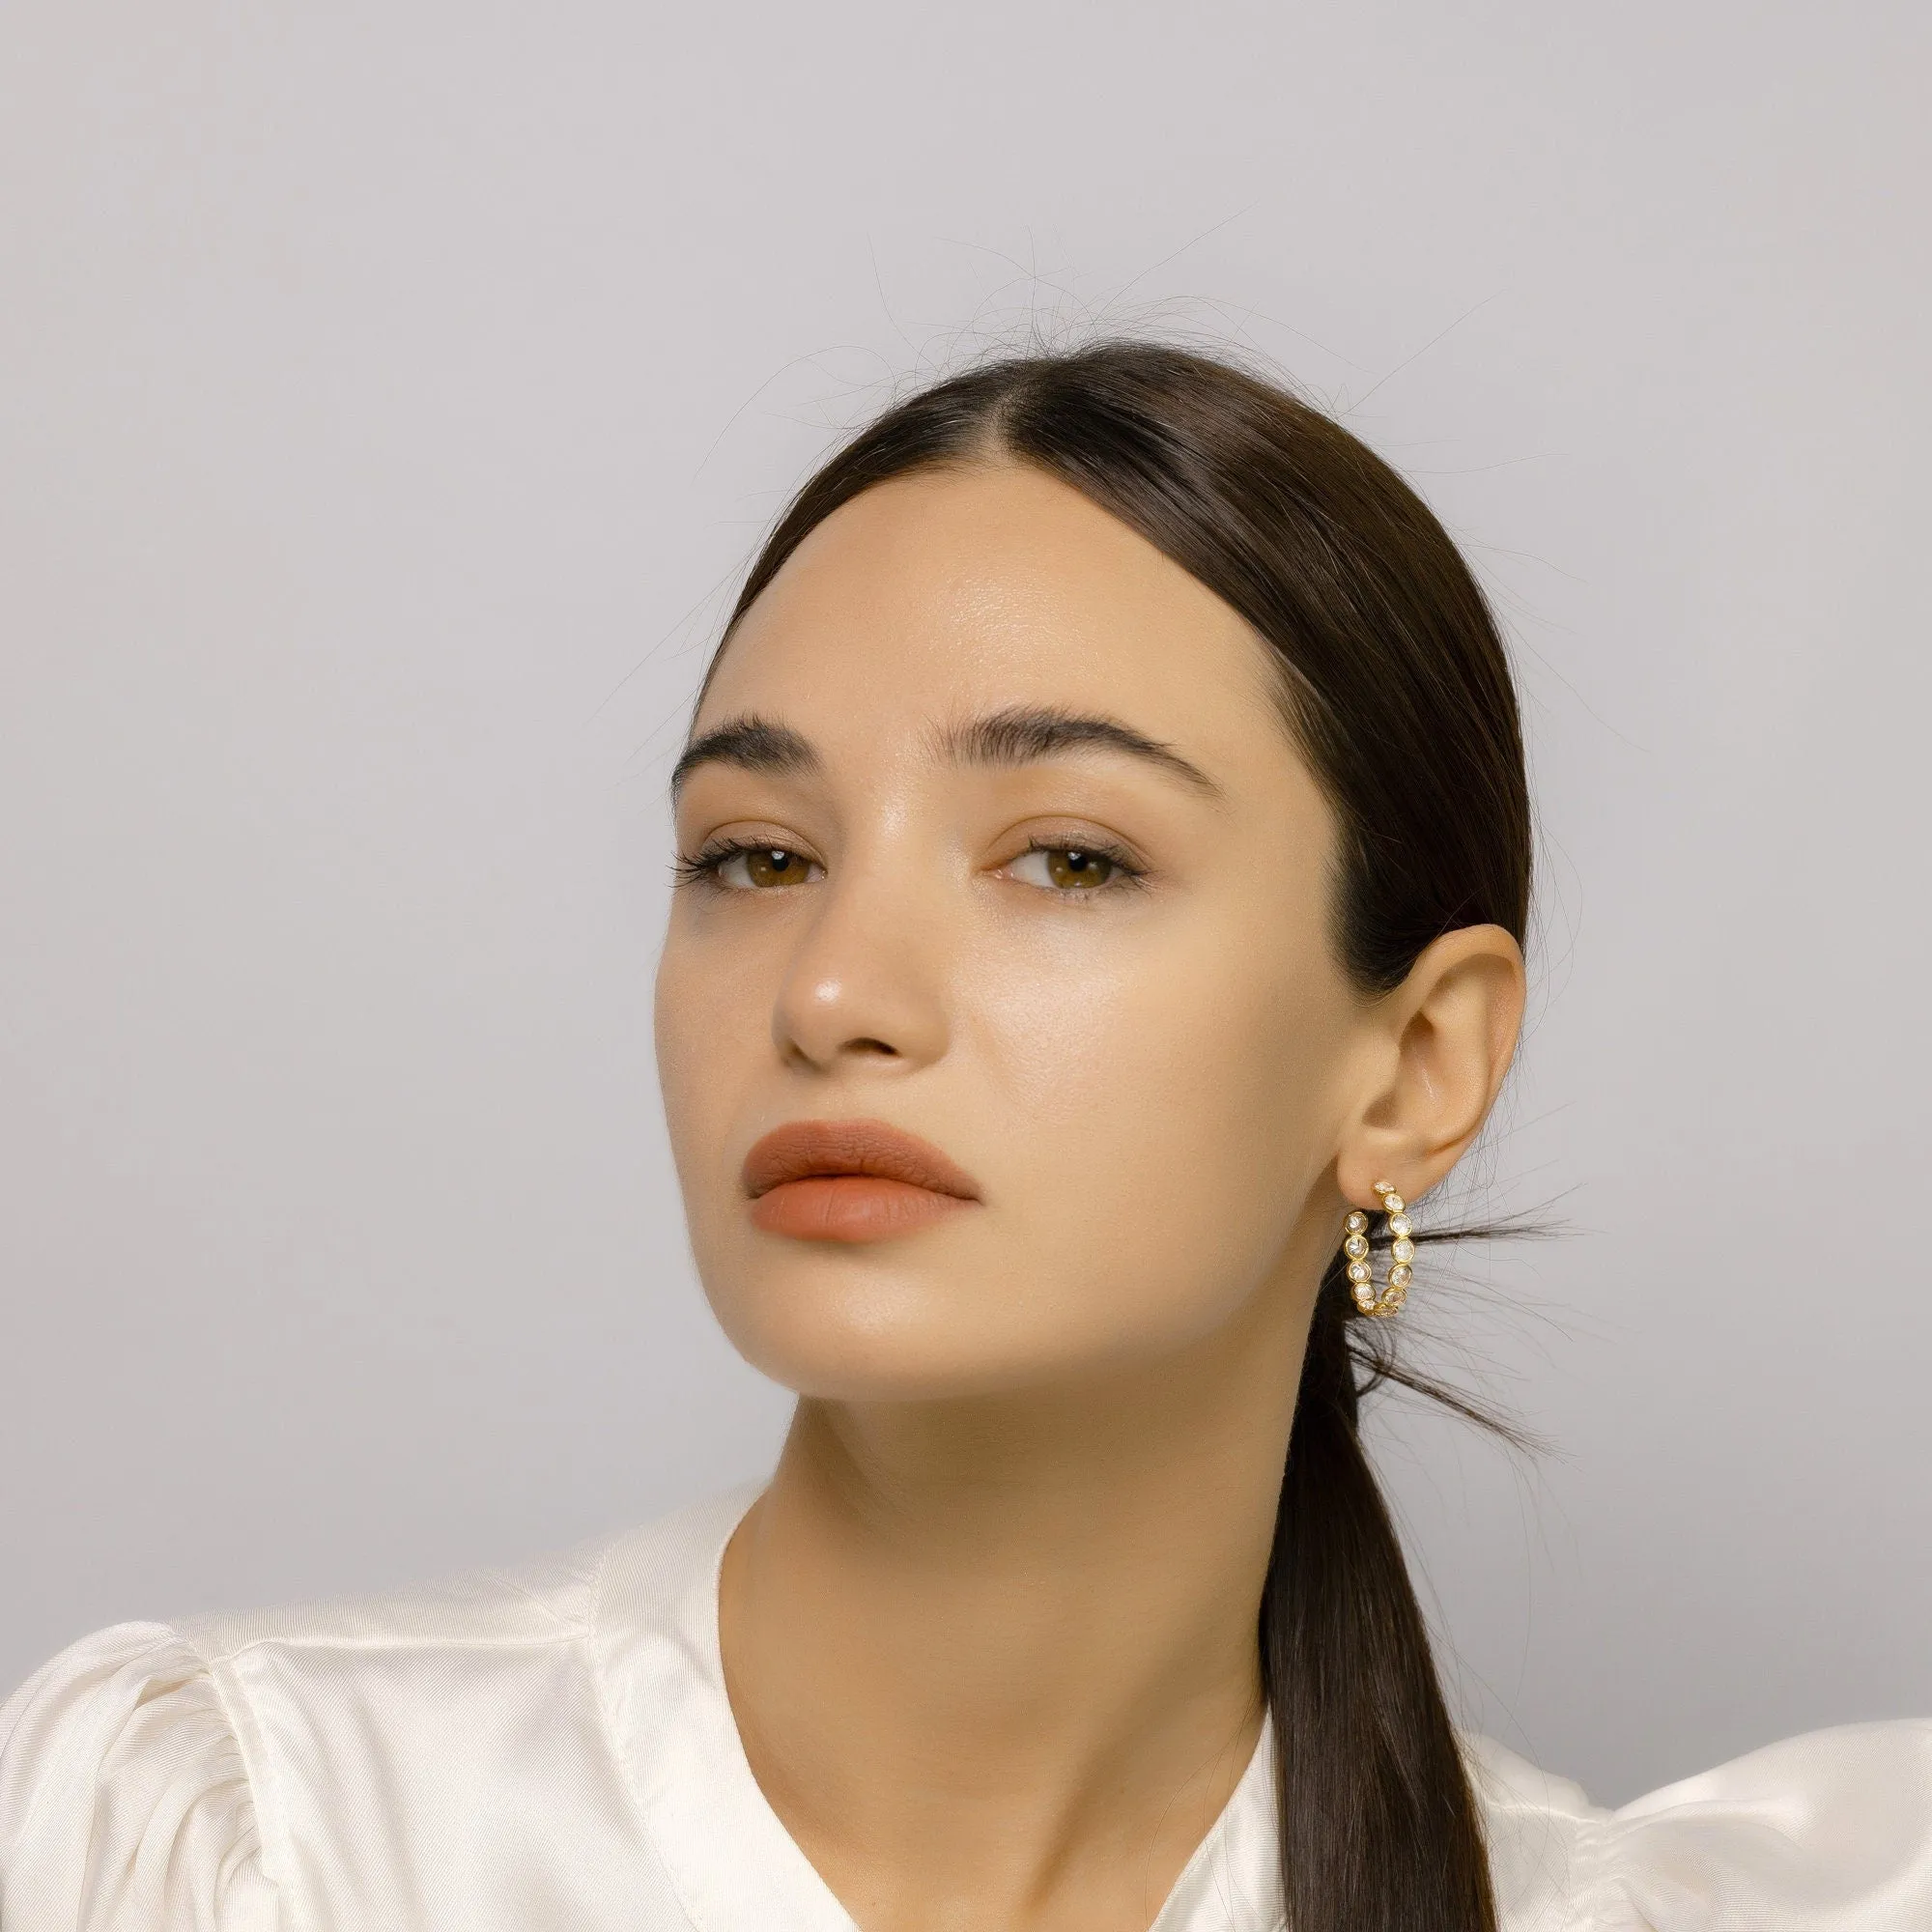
717;1258;1316;1932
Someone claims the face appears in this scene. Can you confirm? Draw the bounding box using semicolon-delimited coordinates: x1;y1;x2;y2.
654;464;1372;1402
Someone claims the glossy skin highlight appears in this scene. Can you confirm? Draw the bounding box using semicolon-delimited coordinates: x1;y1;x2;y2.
650;463;1525;1932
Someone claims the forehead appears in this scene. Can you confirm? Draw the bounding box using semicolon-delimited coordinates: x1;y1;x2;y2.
696;465;1288;770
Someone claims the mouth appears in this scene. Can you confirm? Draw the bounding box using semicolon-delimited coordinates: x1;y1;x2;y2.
741;1118;982;1243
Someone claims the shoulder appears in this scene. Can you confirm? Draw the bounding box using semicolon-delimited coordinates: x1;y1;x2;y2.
0;1486;755;1929
1465;1719;1932;1931
171;1526;614;1664
164;1482;756;1669
0;1620;273;1929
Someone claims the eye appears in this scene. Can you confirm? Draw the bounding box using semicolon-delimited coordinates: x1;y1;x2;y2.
675;840;821;891
1003;841;1146;895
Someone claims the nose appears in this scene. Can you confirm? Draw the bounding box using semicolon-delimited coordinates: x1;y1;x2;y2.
770;849;952;1075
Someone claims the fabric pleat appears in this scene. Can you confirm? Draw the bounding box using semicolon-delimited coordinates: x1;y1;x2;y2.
0;1623;276;1931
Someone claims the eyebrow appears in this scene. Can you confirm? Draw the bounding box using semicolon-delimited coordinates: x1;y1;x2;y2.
668;704;1226;804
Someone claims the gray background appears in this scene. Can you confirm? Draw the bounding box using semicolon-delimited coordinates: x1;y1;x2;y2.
3;2;1926;1807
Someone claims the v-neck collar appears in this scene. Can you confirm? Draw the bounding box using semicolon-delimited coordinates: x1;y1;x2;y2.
592;1485;1287;1932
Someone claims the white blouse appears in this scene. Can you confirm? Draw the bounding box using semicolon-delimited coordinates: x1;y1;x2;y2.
2;1483;1929;1931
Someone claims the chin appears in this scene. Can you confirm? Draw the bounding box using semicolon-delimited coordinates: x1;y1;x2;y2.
700;1254;1233;1407
705;1285;1062;1403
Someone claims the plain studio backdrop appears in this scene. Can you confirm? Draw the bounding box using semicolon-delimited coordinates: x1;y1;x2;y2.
2;1;1927;1807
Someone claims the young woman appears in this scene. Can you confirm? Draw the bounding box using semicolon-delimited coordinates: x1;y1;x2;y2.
4;343;1927;1931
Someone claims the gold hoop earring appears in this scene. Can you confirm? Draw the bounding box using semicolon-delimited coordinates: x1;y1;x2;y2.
1342;1179;1415;1318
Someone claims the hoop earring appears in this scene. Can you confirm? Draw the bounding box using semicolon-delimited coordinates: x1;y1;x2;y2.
1342;1179;1415;1318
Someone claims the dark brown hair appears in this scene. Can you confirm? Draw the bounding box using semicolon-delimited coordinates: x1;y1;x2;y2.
697;341;1532;1932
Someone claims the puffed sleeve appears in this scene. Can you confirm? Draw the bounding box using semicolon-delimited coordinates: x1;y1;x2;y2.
1472;1719;1932;1930
0;1622;278;1931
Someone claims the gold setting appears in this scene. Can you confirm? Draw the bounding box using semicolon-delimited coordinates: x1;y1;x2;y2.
1343;1179;1413;1318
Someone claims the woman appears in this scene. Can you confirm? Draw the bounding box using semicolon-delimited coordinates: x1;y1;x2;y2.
3;342;1927;1931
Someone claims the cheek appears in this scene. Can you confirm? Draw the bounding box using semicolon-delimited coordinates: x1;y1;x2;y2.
651;936;698;1129
652;921;757;1182
967;910;1346;1341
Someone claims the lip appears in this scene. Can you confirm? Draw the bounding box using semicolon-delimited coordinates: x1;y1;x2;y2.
743;1119;982;1200
741;1119;982;1244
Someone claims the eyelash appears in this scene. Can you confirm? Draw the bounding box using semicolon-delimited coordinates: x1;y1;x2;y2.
670;837;1151;898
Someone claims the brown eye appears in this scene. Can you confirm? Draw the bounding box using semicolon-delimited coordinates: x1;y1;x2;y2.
1048;847;1115;889
1009;846;1122;892
718;845;816;889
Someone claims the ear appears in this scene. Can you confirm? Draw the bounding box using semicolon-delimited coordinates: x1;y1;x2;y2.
1335;923;1526;1212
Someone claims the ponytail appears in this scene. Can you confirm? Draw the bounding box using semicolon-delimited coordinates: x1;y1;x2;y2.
1262;1258;1500;1932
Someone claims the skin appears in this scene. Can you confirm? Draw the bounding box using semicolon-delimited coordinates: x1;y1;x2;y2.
653;463;1526;1932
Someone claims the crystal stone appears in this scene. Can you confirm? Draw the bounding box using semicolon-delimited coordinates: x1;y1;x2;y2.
1391;1237;1415;1264
1388;1214;1411;1237
1388;1263;1412;1288
1345;1234;1370;1260
1347;1260;1371;1283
